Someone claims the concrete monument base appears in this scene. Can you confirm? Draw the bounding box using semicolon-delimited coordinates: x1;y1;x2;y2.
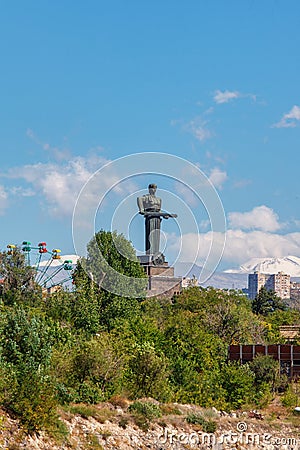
138;253;182;299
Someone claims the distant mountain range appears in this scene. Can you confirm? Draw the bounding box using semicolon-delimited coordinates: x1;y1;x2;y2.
37;254;300;291
175;256;300;290
174;262;248;290
225;255;300;277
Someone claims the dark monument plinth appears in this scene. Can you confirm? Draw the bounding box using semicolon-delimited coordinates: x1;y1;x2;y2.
137;184;182;298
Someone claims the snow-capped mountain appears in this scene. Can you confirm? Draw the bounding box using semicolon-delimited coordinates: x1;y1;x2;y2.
225;255;300;277
175;256;300;291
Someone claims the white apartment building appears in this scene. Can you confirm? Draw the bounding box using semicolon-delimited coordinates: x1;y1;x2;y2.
248;271;291;300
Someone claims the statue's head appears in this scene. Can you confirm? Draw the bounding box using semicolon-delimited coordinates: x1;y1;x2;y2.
148;183;157;194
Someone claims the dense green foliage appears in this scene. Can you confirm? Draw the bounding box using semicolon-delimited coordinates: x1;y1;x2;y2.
252;286;287;316
0;249;41;305
0;231;298;434
75;229;147;303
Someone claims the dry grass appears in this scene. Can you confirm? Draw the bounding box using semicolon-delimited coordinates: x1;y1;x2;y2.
85;433;104;450
64;403;117;423
160;403;183;416
109;394;130;410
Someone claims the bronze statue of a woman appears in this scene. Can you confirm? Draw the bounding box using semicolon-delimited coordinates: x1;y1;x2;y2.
137;184;177;255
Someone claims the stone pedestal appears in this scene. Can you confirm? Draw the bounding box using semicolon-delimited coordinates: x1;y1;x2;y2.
138;254;182;299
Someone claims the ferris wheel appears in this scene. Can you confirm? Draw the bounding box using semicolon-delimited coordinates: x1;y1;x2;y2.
6;241;75;290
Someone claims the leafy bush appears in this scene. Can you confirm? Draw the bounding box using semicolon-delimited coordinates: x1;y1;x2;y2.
218;362;256;409
66;404;99;419
0;360;17;405
128;401;162;420
186;412;217;433
0;307;52;371
10;372;58;433
0;307;59;433
74;381;104;404
249;354;283;391
282;383;300;408
55;382;76;405
201;408;219;420
186;412;206;425
126;342;171;401
128;401;161;432
51;334;124;404
203;420;217;433
66;404;116;423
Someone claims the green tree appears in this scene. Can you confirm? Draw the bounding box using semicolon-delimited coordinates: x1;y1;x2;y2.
73;230;147;330
100;296;141;330
45;289;75;324
163;308;227;404
199;288;254;343
85;230;147;299
218;362;256;409
0;306;52;370
52;333;125;403
72;260;102;334
173;286;260;344
249;354;287;393
252;287;287;316
126;341;171;401
0;306;58;432
0;248;41;305
263;308;300;343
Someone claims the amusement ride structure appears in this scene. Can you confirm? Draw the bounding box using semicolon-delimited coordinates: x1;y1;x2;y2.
6;241;75;290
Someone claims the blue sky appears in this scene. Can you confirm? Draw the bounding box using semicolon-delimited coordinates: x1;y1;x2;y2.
1;0;300;271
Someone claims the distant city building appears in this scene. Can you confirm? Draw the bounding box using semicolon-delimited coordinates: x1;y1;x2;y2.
267;272;291;299
290;281;300;302
181;275;198;288
248;272;267;299
248;271;291;300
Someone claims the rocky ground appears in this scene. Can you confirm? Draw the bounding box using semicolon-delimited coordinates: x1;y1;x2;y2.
0;398;300;449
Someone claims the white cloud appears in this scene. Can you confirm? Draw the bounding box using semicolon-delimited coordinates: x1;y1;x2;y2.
206;151;227;165
185;117;212;142
168;229;300;267
168;231;213;264
272;105;300;128
203;106;214;115
26;128;72;161
213;89;257;105
5;154;134;217
174;165;228;197
228;205;281;232
174;182;199;207
224;230;300;265
10;186;35;197
213;90;241;104
208;167;228;190
173;108;215;143
233;179;252;189
167;203;299;269
0;185;8;215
